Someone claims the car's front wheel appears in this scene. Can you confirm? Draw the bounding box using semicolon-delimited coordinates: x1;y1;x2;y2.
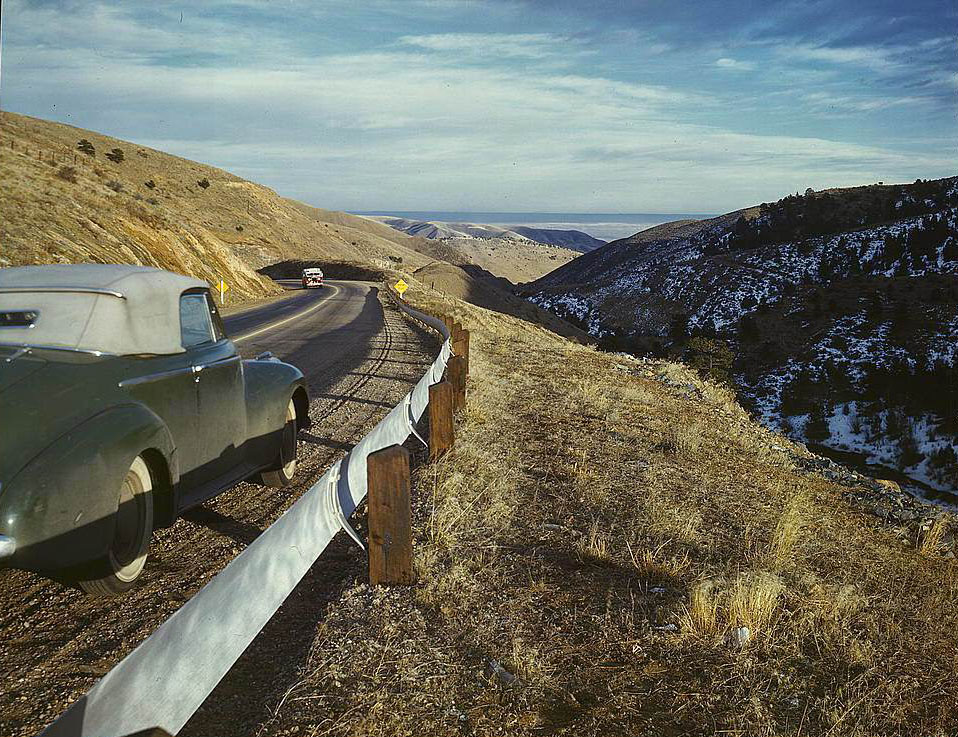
260;398;298;488
79;455;154;596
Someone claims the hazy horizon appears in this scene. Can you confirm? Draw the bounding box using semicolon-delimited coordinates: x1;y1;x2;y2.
353;210;715;241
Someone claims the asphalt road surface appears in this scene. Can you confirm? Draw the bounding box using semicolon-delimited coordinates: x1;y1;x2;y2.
0;280;441;736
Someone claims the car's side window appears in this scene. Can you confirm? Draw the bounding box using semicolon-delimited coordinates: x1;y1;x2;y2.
180;292;215;348
204;291;227;341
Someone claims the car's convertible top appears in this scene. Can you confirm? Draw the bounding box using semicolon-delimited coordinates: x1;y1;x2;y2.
0;264;209;355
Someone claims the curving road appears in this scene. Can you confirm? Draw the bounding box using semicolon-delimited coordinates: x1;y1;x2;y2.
0;280;441;736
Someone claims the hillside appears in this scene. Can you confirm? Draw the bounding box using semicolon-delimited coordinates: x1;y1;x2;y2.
412;261;591;342
0;112;436;301
253;275;958;736
525;177;958;492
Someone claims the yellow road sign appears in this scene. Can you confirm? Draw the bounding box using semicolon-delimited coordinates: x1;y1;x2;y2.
218;279;229;304
394;279;408;295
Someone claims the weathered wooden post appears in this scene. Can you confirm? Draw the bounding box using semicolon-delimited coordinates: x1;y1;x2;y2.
442;315;455;337
453;329;470;376
448;355;467;411
367;445;414;586
429;381;454;461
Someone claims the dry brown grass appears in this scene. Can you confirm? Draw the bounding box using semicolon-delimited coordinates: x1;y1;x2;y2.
768;492;809;568
263;281;958;737
919;514;951;555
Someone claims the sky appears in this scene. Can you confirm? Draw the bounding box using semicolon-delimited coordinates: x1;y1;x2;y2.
1;0;955;213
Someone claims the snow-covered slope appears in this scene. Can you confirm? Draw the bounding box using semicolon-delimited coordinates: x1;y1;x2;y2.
526;176;958;492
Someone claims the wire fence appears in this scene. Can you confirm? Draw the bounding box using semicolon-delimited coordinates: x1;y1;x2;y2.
40;292;454;737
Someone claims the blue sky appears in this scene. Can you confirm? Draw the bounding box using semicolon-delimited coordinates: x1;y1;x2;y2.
1;0;955;212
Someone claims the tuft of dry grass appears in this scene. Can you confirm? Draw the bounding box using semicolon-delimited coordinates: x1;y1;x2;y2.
768;493;809;568
682;572;783;643
662;421;703;457
684;579;720;638
728;571;784;636
918;514;951;555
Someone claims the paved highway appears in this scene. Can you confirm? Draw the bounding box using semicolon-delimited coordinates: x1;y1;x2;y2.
0;280;441;736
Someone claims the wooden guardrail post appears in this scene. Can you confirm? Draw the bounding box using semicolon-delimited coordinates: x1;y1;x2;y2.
429;381;454;460
448;355;467;411
440;316;451;336
367;445;414;585
453;328;470;376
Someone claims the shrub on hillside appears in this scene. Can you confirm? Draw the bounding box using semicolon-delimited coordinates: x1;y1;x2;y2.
56;166;78;184
105;147;125;163
144;179;156;189
76;139;95;157
899;421;924;468
197;178;210;189
805;402;831;442
106;180;124;193
685;337;734;386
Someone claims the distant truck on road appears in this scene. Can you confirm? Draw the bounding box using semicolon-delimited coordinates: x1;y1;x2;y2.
301;268;324;289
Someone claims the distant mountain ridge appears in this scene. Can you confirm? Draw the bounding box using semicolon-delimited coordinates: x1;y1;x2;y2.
526;176;958;492
368;216;606;252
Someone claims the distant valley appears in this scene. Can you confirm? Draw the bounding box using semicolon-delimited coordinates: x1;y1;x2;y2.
366;215;607;252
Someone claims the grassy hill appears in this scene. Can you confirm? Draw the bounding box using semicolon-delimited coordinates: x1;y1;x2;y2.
0;111;437;301
255;278;958;736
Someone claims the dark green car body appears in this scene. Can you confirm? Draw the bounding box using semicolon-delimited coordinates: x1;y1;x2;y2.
0;265;309;576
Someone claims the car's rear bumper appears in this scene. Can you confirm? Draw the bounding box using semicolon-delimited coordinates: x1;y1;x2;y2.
0;535;15;560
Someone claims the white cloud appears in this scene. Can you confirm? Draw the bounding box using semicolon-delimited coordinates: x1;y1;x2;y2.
398;33;573;59
778;42;902;73
715;57;755;71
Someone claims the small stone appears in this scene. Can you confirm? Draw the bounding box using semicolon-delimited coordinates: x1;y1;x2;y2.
486;659;517;686
733;626;751;646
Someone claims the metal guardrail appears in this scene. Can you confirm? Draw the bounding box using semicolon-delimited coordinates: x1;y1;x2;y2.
40;296;452;737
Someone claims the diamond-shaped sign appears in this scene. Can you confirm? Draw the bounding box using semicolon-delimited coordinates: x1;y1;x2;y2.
394;279;408;295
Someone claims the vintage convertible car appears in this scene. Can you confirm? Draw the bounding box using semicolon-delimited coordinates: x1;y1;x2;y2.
0;264;310;594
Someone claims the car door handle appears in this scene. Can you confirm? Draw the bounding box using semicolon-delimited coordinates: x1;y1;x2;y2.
192;355;241;381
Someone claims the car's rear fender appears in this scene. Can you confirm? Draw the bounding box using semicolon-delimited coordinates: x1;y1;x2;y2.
0;403;175;572
242;358;310;464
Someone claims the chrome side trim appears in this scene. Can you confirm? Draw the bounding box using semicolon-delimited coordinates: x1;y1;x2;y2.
3;346;30;362
192;355;241;373
0;342;114;357
0;287;126;299
0;535;15;560
119;365;195;388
